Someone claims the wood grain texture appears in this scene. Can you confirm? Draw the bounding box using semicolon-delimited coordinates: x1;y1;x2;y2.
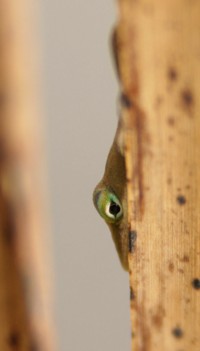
0;1;55;350
116;0;200;350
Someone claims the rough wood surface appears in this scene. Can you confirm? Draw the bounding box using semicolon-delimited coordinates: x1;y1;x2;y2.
0;2;55;350
116;0;200;350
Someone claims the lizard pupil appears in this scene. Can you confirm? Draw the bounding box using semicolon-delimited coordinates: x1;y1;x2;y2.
109;201;121;216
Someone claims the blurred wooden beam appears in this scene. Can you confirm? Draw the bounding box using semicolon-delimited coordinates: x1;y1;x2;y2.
0;1;55;350
116;0;200;350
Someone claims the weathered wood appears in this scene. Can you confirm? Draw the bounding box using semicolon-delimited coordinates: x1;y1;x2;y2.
116;0;200;350
0;2;55;350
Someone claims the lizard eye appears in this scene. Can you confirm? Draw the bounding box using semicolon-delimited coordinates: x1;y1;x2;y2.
93;188;123;223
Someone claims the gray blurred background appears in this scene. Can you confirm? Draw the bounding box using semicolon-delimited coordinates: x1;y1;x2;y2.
39;1;130;350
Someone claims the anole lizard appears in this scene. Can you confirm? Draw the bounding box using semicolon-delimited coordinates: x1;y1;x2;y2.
93;29;129;271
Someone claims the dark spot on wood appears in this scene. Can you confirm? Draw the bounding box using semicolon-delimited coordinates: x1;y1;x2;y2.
180;89;194;117
120;93;133;109
176;195;186;205
172;327;183;338
192;278;200;289
181;89;193;107
8;332;20;347
167;116;175;126
192;337;197;345
130;287;135;300
167;178;172;185
168;262;174;272
151;305;165;330
186;185;190;190
129;230;137;253
152;314;162;329
168;136;174;142
180;255;189;263
168;67;178;81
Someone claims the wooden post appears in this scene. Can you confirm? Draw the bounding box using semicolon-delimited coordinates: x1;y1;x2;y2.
0;1;55;350
115;0;200;350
